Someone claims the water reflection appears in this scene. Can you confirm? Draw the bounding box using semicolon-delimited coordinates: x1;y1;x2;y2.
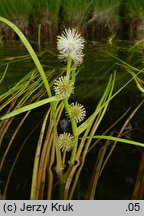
0;40;143;96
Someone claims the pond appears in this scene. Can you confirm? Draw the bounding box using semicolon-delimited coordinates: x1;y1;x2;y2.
0;39;144;200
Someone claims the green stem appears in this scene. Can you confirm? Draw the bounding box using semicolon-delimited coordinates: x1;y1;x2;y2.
69;136;79;165
63;99;79;178
62;150;67;166
129;71;144;93
71;67;76;84
0;63;8;84
59;182;65;200
63;99;77;137
38;24;41;51
66;54;72;80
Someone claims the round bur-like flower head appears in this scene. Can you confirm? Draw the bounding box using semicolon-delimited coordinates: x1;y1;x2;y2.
57;28;85;65
68;102;86;123
53;76;74;99
59;132;75;152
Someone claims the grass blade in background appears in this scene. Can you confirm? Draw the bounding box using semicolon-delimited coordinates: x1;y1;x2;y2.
0;0;33;39
62;0;92;33
87;0;120;39
126;0;144;39
31;0;61;42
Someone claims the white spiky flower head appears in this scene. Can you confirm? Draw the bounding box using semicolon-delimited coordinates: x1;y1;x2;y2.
58;132;75;152
57;28;85;65
53;76;74;99
68;102;86;123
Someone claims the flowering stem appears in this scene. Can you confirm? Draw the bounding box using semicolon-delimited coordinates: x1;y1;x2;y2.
63;99;77;137
63;99;79;177
69;136;79;165
62;150;67;166
66;54;72;80
56;28;85;198
64;138;79;183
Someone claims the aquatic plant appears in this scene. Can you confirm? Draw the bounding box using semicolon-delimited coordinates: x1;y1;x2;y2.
126;0;144;17
62;0;92;33
31;0;61;42
87;0;120;39
1;17;144;200
126;0;144;40
0;0;33;40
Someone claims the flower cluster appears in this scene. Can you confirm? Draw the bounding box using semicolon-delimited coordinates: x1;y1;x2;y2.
58;132;75;152
53;76;74;99
56;29;87;154
57;28;84;65
68;102;86;123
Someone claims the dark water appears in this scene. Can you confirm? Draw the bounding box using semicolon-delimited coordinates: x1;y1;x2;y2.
0;40;144;199
0;40;142;95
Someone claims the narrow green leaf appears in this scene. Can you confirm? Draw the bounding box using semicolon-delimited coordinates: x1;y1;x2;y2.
81;135;144;148
1;96;58;120
0;64;8;84
76;74;114;136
